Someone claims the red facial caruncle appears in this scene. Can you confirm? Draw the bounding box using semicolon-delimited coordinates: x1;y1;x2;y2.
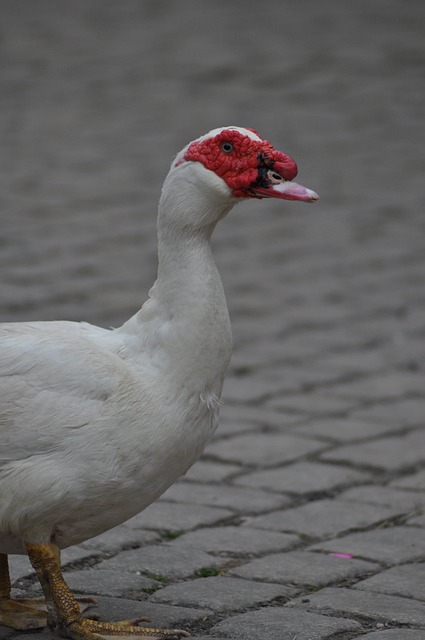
180;128;319;203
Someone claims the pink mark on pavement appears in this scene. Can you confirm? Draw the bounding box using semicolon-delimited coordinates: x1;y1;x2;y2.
329;553;353;559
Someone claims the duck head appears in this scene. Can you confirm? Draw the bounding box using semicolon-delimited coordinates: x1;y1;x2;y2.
173;126;319;204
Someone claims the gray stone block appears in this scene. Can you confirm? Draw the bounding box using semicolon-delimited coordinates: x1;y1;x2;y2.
320;429;425;470
160;482;288;513
126;502;234;532
340;485;425;512
288;586;425;626
223;371;301;403
350;399;425;429
309;526;425;564
211;607;361;639
230;550;377;586
325;372;425;401
317;350;386;377
246;498;398;538
172;526;298;556
183;460;241;483
96;545;226;580
218;403;301;431
205;432;325;466
233;461;370;494
268;393;357;417
150;576;293;611
80;526;159;553
64;569;158;597
354;562;425;601
292;417;402;442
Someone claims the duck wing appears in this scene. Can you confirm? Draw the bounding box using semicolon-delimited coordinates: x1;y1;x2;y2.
0;321;129;465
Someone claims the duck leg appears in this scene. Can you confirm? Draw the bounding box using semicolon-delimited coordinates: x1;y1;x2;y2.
0;551;94;631
27;543;189;640
0;552;49;629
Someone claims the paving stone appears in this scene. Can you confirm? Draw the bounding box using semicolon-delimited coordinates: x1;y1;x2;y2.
340;485;425;512
288;586;425;627
214;419;261;437
183;460;241;483
317;350;386;377
233;461;370;494
64;569;158;597
160;482;288;513
355;631;425;639
223;372;301;402
267;362;344;390
350;399;425;429
218;403;302;431
126;502;234;532
80;526;159;553
267;393;357;417
246;498;398;538
292;417;403;442
320;429;425;470
211;607;361;639
326;372;425;400
96;545;226;580
205;433;325;466
172;525;298;556
309;526;425;564
150;576;292;611
230;550;377;586
391;468;425;490
232;337;321;368
354;562;425;601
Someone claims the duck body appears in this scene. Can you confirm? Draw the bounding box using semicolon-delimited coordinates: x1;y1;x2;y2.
0;126;318;639
0;317;229;555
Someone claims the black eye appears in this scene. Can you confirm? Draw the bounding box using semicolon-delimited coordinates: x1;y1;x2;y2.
221;142;234;154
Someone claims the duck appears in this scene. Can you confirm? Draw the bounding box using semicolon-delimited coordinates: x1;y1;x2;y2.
0;126;318;640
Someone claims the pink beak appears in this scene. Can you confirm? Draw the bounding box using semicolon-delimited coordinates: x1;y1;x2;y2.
252;181;319;203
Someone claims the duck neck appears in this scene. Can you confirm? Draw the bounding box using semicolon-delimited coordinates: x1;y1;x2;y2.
154;169;232;312
122;169;234;391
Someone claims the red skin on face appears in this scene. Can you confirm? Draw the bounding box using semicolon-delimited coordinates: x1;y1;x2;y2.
183;129;298;197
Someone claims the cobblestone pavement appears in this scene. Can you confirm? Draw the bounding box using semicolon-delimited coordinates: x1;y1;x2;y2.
1;1;425;639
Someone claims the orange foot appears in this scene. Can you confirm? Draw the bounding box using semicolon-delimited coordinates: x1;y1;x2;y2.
66;617;190;639
23;543;190;640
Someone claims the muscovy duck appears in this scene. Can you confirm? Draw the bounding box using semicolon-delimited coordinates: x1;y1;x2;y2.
0;126;318;639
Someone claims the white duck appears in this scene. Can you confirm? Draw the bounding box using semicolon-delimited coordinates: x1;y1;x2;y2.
0;126;318;639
